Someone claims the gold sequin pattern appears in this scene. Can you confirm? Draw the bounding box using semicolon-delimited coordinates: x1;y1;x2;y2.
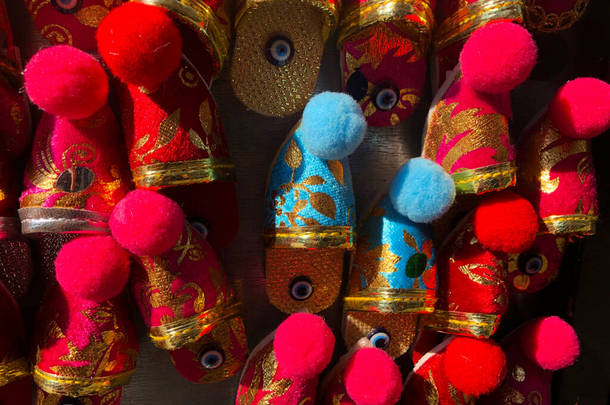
230;0;325;117
343;311;418;358
265;247;345;313
524;0;588;33
0;238;32;300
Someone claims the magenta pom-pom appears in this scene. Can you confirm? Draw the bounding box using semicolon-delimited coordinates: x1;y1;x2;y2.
273;313;335;380
344;347;403;405
24;45;108;119
548;78;610;139
109;190;184;256
521;316;580;371
460;22;537;94
55;236;130;302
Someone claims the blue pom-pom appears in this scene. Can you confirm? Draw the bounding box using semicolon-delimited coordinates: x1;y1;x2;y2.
300;92;366;160
389;158;455;223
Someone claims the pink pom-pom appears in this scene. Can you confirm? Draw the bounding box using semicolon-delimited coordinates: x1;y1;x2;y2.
109;190;184;256
344;347;403;405
460;22;537;94
55;236;130;302
520;316;580;371
443;337;506;396
24;45;108;119
273;313;335;380
97;2;182;91
548;78;610;139
473;191;539;254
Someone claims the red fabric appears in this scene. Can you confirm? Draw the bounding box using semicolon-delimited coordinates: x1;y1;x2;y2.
55;235;130;302
110;190;184;256
24;45;109;120
0;376;33;404
274;313;335;379
24;0;124;53
97;3;182;91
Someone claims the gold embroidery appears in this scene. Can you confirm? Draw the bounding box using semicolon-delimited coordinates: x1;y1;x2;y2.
457;263;504;287
422;310;500;338
75;5;109;27
512;365;526;382
425;370;441;405
40;24;73;45
524;0;588;33
238;344;292;405
285;139;303;170
179;64;200;88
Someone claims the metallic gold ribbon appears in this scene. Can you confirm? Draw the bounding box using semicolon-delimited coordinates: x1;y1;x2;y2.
132;158;236;188
524;0;588;33
33;367;134;397
0;357;29;387
135;0;231;76
421;310;501;338
263;225;355;249
451;161;517;195
337;0;434;53
344;289;437;313
18;207;110;234
542;214;597;236
149;300;242;350
434;0;524;51
235;0;340;42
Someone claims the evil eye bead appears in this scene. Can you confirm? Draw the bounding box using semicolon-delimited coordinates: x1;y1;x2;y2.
345;69;368;101
373;86;398;111
59;397;83;405
289;276;313;301
265;36;294;67
52;0;82;13
199;347;225;370
368;328;391;350
518;252;547;275
188;217;210;239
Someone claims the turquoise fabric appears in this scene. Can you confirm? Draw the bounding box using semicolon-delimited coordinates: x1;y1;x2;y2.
265;127;356;230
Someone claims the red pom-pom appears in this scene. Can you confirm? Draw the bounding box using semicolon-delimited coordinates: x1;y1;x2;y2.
473;191;538;254
443;337;506;396
344;347;403;405
548;78;610;139
273;313;335;379
24;45;108;119
460;22;537;94
520;316;580;371
55;236;130;302
97;2;182;91
110;190;184;256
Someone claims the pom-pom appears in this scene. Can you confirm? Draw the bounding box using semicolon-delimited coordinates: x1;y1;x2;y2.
55;236;130;302
473;191;538;254
273;313;335;379
460;22;537;94
300;92;366;160
389;158;455;223
547;78;610;139
343;347;403;405
520;316;580;371
110;190;184;256
443;337;506;396
97;2;182;91
24;45;108;119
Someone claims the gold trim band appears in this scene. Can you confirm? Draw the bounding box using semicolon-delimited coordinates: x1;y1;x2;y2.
524;0;588;33
133;158;236;188
422;310;500;338
149;300;242;350
263;225;355;249
337;0;434;51
451;161;517;194
344;289;436;313
18;207;110;235
235;0;340;42
0;357;30;387
434;0;524;51
542;214;597;236
136;0;230;76
33;367;134;397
